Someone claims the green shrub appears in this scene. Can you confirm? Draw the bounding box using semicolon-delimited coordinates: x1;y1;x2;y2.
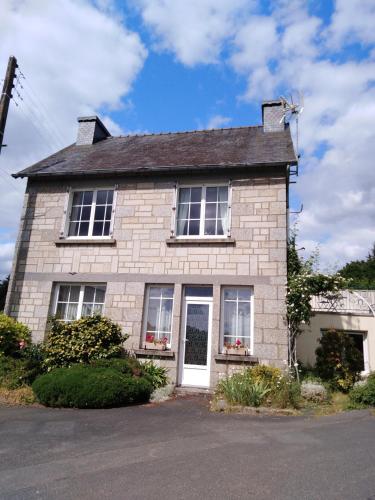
140;361;169;389
216;372;270;407
0;313;31;357
32;365;152;408
90;357;142;377
43;315;128;370
215;365;301;409
315;329;363;392
348;373;375;408
0;351;45;389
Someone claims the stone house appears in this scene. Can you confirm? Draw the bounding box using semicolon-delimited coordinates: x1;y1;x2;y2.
6;100;297;388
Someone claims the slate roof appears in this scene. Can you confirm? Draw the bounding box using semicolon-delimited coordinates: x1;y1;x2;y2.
14;125;297;179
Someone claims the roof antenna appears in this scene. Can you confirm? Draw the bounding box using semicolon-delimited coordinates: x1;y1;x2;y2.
279;91;304;158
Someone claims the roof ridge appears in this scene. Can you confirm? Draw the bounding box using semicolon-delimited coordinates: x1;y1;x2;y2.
113;125;263;139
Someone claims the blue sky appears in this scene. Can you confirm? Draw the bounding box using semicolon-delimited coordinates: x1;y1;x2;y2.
0;0;375;276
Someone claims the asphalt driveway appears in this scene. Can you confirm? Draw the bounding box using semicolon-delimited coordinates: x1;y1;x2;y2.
1;397;375;500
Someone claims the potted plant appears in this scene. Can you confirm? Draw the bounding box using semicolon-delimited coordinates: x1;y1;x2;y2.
143;334;168;351
224;339;247;356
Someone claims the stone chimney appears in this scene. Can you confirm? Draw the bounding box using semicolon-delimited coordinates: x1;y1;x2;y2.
76;116;111;145
262;100;286;132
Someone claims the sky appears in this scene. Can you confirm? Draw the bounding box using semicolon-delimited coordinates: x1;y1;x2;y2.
0;0;374;277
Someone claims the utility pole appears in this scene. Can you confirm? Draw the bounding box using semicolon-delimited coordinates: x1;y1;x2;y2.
0;56;18;155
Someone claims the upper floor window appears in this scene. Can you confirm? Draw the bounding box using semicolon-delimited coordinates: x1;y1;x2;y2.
176;186;229;237
67;190;113;238
53;284;106;322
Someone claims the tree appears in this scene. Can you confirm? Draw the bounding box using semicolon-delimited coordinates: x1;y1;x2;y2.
0;275;9;311
338;243;375;289
286;231;349;376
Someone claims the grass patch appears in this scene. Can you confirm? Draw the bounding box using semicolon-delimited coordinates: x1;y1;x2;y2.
302;392;350;417
0;385;36;406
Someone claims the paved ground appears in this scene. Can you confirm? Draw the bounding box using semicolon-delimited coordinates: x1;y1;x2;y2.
1;397;375;500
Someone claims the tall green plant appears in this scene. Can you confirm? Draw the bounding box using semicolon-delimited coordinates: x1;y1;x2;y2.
287;228;349;371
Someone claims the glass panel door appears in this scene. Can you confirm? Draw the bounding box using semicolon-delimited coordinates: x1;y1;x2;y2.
184;303;209;366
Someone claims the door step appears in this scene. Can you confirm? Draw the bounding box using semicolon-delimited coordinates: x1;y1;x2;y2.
174;386;214;396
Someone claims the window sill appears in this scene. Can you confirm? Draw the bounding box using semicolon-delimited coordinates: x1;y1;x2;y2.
166;237;235;246
55;238;116;246
134;349;175;359
214;354;258;363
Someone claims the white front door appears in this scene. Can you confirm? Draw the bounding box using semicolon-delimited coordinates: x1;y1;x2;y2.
180;298;212;387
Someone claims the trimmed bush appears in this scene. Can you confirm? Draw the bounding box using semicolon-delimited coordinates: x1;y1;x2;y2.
43;315;128;370
32;365;152;408
315;329;363;392
90;357;142;377
0;313;31;357
349;373;375;407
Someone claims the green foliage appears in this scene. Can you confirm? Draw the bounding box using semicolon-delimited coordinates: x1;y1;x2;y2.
0;275;9;311
287;229;349;365
338;243;375;289
141;361;169;389
90;357;142;377
348;373;375;407
43;315;127;370
215;365;301;409
0;313;31;357
32;365;152;408
315;329;363;392
0;353;44;389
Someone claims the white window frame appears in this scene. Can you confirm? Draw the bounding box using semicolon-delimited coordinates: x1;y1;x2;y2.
174;183;231;239
142;285;175;348
320;329;370;375
52;283;106;322
220;286;254;354
63;187;116;239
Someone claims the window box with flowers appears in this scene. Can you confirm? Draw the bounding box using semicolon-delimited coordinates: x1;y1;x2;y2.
224;339;248;356
143;334;168;351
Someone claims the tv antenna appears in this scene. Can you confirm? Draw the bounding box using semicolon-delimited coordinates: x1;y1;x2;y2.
280;92;304;157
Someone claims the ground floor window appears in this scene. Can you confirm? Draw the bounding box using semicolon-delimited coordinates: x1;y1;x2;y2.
54;284;106;321
143;286;174;344
221;287;253;351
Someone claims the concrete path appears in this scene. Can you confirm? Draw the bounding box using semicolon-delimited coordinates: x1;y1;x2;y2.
1;397;375;499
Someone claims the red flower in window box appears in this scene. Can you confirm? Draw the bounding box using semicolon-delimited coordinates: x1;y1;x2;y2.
144;334;168;351
224;339;247;356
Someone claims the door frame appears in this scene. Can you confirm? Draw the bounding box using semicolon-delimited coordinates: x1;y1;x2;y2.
179;294;213;387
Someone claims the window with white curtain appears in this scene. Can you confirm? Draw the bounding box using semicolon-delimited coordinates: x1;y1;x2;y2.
176;186;229;237
221;287;252;350
143;286;174;344
67;189;114;238
54;284;106;321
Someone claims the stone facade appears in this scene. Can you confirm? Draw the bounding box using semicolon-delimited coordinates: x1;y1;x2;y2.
6;168;288;388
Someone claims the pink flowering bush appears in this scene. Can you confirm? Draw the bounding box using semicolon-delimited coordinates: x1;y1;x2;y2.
0;313;31;357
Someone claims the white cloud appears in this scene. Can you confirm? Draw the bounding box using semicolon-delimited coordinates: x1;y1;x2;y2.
136;0;252;66
0;241;15;277
206;114;232;129
0;0;147;277
328;0;375;48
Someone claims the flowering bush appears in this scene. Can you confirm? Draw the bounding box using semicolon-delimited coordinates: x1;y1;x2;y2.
0;313;31;357
43;315;127;370
315;329;363;392
349;373;375;407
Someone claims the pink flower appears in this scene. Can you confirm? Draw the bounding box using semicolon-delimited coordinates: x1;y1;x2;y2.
146;334;155;343
19;340;26;349
235;339;242;346
161;336;168;345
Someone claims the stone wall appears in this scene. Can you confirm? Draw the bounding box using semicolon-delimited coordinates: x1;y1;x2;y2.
6;169;288;386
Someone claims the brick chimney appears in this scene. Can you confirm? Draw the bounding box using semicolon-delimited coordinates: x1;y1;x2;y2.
262;100;286;132
76;116;111;145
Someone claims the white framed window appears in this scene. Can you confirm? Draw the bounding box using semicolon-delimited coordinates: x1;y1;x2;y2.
53;284;106;321
66;189;114;238
221;287;253;352
143;286;174;345
175;185;230;237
